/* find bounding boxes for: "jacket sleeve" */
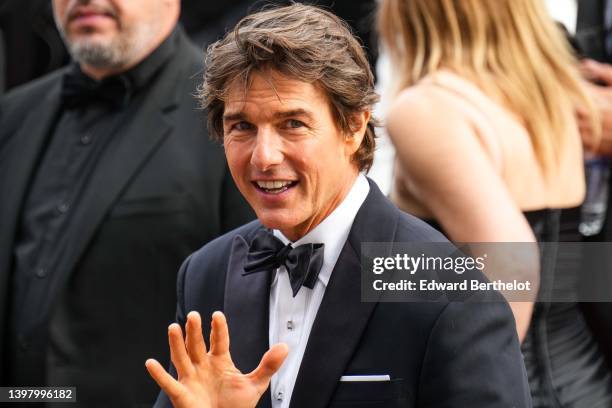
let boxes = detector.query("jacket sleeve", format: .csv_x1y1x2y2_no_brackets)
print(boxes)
152,254,192,408
417,300,532,407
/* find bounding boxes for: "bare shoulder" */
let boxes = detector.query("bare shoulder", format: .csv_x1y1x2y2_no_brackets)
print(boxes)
386,83,483,168
386,84,535,243
386,84,475,151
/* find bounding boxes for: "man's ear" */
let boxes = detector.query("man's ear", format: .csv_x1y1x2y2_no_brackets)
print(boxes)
345,110,371,155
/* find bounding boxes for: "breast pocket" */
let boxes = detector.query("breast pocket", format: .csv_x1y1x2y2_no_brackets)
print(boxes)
329,378,409,408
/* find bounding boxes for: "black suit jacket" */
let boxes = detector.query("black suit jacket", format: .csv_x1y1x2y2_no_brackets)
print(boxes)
574,0,612,369
0,29,253,406
575,0,608,62
155,180,532,408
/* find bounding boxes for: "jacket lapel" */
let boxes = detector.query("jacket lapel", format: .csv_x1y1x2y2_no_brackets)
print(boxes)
52,38,190,282
0,80,63,373
0,80,63,273
223,226,273,408
54,94,173,277
289,180,400,408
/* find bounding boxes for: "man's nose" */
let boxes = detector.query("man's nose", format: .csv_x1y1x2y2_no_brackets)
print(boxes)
250,128,284,171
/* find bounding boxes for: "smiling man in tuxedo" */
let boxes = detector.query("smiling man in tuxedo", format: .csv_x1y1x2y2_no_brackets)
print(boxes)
148,4,532,408
0,0,253,406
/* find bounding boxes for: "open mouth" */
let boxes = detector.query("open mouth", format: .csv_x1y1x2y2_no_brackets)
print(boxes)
253,180,298,195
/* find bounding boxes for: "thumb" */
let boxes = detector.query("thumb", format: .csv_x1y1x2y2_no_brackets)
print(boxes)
248,343,289,390
582,59,612,86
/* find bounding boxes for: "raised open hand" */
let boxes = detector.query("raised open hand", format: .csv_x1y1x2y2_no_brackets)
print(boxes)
146,311,288,408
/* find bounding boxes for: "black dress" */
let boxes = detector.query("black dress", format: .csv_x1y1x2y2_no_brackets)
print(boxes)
521,208,612,408
426,208,612,407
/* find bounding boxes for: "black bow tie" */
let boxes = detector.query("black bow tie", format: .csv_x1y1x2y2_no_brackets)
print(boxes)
243,230,325,297
61,68,131,109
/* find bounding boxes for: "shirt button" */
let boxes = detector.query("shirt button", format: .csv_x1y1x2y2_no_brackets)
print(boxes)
57,202,70,214
286,320,294,330
80,133,92,145
275,389,284,401
35,267,48,279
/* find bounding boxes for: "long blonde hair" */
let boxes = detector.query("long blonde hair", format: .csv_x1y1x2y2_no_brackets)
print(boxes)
378,0,598,175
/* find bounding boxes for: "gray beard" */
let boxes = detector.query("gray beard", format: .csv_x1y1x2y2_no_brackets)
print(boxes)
67,39,127,68
60,21,157,71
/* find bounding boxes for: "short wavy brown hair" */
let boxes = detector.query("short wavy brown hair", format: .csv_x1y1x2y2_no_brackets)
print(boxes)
198,3,379,172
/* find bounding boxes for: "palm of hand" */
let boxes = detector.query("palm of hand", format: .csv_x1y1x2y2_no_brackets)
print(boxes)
179,353,262,408
146,311,288,408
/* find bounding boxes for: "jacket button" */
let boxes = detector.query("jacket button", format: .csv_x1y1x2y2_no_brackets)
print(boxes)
80,133,92,145
35,267,48,278
57,202,70,214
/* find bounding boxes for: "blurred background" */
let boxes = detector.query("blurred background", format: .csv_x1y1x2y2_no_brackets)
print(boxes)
0,0,378,94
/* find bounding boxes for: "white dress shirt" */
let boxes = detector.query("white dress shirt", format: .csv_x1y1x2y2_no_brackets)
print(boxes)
268,174,370,408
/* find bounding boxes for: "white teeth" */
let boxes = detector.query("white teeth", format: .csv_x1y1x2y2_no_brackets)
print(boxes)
256,180,293,189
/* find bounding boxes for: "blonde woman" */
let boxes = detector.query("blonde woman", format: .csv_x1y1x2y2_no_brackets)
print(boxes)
379,0,612,406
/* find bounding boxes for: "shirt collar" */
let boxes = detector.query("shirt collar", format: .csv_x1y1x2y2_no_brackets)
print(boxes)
273,173,370,287
125,27,178,89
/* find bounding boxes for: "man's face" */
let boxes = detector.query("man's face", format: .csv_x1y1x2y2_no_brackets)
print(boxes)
52,0,166,69
223,72,363,241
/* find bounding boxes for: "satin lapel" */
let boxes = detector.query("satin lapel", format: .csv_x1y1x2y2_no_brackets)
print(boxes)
223,229,273,408
53,56,183,281
289,180,400,408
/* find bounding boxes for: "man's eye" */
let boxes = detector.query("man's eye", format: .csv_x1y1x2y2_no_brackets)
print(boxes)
286,119,305,129
232,121,253,131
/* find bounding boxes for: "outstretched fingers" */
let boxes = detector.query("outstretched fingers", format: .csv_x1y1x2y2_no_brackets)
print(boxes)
169,323,195,378
145,359,187,401
209,311,231,356
148,312,281,408
185,311,207,365
248,343,289,391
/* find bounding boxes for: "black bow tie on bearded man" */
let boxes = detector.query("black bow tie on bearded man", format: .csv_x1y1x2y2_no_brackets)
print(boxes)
61,67,132,110
242,229,325,297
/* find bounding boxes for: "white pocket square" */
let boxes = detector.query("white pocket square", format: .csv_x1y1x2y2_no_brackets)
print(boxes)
339,375,391,382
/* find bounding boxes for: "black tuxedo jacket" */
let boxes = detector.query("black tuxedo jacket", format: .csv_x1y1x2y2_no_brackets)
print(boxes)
155,180,531,408
0,29,253,405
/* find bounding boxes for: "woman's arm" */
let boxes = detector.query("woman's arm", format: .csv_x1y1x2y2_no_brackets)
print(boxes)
387,87,539,341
